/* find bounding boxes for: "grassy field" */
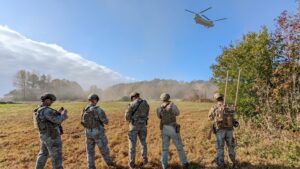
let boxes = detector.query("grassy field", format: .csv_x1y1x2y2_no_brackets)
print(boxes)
0,101,299,169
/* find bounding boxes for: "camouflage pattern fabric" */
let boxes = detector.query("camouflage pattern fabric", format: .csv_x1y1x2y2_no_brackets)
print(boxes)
125,98,149,168
127,126,148,167
35,107,67,169
156,102,188,169
83,105,113,168
35,135,63,169
208,103,236,167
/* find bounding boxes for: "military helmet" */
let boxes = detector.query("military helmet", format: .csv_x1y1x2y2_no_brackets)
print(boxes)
88,94,100,101
160,93,170,101
213,93,224,100
41,93,56,101
130,92,140,99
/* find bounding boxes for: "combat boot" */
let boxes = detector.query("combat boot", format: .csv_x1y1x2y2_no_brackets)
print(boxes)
140,157,148,167
183,162,189,169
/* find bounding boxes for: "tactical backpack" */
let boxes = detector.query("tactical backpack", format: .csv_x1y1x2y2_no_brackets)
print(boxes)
81,106,103,129
214,105,235,129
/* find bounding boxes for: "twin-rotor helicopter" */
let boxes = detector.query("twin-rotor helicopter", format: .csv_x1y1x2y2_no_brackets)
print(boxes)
185,7,227,28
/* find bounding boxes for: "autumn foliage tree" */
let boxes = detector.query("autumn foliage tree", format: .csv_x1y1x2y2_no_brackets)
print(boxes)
211,3,300,128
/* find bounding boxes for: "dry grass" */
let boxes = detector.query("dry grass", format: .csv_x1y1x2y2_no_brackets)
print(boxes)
0,101,299,169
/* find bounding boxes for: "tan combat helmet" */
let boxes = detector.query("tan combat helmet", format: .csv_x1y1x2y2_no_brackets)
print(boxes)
88,93,100,101
213,93,224,101
41,93,56,101
130,92,140,100
160,93,170,102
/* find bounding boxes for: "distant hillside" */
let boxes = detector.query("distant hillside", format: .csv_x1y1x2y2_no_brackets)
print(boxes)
101,79,217,101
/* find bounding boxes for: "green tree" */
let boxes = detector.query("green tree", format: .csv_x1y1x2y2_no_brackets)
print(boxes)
211,28,275,117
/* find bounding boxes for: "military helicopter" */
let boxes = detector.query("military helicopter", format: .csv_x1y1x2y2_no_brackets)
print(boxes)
185,7,227,28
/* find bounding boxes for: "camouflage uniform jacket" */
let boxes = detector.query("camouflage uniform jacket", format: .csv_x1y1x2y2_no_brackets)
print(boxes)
35,106,67,139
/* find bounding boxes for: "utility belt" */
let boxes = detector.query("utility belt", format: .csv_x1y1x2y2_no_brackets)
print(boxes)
39,122,61,139
131,118,148,126
160,122,181,133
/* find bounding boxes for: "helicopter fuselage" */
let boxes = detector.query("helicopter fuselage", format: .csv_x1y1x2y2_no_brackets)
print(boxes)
194,14,214,28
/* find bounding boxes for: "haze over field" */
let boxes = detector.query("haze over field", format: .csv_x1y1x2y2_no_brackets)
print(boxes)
0,25,133,97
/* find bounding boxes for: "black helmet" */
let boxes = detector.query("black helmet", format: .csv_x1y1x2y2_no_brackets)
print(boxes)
88,94,99,101
41,93,56,101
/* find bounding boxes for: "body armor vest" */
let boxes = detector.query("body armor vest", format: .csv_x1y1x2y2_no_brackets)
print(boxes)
34,107,60,139
81,106,103,129
161,103,176,126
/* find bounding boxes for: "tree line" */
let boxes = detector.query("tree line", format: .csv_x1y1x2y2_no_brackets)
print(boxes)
7,70,102,101
211,5,300,129
6,70,216,101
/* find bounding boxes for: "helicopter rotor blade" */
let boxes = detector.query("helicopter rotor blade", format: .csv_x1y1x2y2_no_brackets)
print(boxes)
185,9,198,15
214,18,227,22
199,7,212,14
201,14,211,20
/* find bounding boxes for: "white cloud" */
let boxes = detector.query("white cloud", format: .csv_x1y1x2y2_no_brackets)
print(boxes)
0,25,134,97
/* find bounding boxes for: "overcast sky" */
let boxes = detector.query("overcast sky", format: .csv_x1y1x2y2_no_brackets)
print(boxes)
0,0,298,97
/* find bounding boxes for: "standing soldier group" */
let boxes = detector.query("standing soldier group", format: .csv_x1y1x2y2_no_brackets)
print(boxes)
33,92,238,169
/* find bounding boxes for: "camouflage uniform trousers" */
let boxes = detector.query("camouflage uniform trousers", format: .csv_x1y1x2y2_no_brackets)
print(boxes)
160,125,188,169
215,128,236,167
128,125,148,167
35,134,63,169
85,126,113,169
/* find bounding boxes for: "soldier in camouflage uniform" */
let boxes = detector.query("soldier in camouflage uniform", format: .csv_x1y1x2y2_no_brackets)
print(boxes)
125,92,150,169
34,93,68,169
208,93,238,168
156,93,189,169
81,94,114,169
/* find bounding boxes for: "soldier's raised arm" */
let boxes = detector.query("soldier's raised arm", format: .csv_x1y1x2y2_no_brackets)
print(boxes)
44,109,67,124
97,107,109,125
